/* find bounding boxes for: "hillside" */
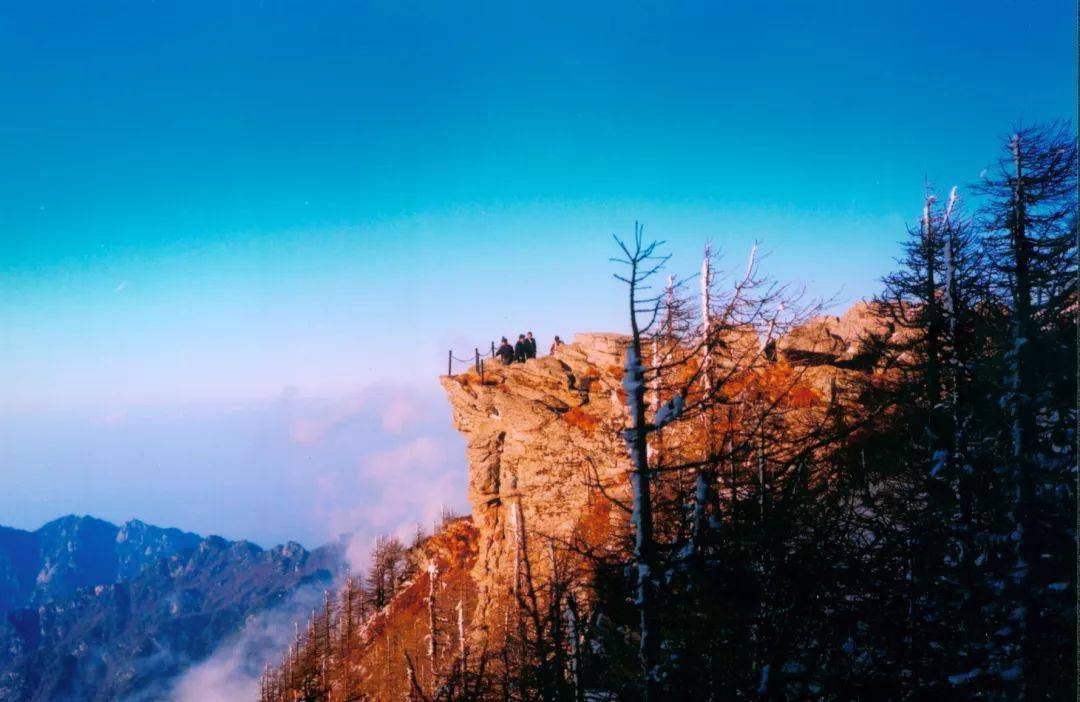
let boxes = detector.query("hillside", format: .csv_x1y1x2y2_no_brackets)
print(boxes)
261,304,904,700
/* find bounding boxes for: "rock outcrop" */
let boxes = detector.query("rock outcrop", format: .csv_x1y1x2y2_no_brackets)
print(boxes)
439,306,908,639
777,301,902,369
264,303,910,701
440,334,633,634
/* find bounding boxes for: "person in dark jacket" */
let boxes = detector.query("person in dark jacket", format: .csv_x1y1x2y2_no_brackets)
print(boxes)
496,337,515,365
514,334,527,363
525,331,537,359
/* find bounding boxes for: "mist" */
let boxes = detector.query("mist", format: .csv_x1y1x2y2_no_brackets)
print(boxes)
0,384,469,549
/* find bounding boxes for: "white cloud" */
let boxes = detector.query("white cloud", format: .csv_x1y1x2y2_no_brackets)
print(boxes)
321,434,463,573
285,395,367,445
101,408,128,426
171,583,329,702
363,436,443,477
381,395,420,434
6,384,469,700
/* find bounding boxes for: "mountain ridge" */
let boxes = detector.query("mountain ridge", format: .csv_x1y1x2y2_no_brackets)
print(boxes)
0,515,345,702
0,515,205,619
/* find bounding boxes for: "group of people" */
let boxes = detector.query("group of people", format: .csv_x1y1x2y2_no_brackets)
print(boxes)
496,332,564,364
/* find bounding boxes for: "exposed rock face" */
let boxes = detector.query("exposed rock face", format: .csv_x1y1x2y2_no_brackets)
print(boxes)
777,301,900,369
439,308,906,636
440,333,634,633
114,519,205,581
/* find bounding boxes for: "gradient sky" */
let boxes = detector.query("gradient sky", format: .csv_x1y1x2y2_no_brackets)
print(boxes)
0,1,1074,546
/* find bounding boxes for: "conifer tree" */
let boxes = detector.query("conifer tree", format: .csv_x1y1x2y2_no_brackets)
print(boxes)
973,121,1077,699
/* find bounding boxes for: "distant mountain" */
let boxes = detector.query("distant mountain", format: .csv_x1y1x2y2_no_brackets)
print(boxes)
0,517,343,702
0,516,202,618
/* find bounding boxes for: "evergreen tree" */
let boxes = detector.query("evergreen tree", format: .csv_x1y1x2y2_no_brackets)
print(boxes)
973,121,1077,699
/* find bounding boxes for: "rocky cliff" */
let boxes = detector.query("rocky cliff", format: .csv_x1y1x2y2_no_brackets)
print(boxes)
438,303,904,640
439,333,632,636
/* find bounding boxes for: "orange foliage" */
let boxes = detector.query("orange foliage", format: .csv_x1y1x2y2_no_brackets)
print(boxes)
563,406,600,434
716,361,819,409
575,496,614,550
456,368,499,386
346,518,481,699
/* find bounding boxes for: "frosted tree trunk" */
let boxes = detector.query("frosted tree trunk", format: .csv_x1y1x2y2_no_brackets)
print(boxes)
648,276,674,464
614,226,666,700
454,596,468,692
1007,133,1039,696
323,590,333,693
511,501,521,600
942,186,964,471
427,562,439,687
691,246,712,554
566,596,583,702
922,192,943,449
757,425,766,521
625,342,658,698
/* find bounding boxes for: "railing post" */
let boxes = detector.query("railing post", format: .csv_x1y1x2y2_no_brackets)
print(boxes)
475,348,480,372
490,341,495,358
448,350,452,376
480,358,485,384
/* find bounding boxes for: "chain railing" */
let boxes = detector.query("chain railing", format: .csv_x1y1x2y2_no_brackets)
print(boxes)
446,343,497,381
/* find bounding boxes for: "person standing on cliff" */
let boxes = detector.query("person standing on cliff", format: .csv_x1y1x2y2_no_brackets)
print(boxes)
550,335,563,354
525,331,537,359
496,337,515,365
514,334,527,363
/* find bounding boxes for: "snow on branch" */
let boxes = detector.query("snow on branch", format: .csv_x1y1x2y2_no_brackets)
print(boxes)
652,394,684,430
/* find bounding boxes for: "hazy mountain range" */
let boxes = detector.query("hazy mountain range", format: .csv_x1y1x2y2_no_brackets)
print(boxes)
0,515,343,702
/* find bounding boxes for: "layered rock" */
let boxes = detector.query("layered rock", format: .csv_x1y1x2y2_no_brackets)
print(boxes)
440,333,632,633
439,306,908,638
777,301,902,369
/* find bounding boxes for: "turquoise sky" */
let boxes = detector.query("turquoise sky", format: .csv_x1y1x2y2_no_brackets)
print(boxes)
0,1,1074,544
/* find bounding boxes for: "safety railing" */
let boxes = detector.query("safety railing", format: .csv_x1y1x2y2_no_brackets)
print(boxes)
446,342,497,381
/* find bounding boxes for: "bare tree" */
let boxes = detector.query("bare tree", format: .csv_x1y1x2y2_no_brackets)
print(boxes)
611,223,671,699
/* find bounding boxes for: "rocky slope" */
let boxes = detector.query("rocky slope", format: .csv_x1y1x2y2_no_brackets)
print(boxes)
343,518,480,698
0,518,343,702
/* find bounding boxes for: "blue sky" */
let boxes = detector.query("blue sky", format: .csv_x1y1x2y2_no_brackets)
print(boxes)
0,1,1074,545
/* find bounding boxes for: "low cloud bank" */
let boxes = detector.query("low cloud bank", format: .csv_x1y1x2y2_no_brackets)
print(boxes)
170,385,470,699
171,583,328,702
